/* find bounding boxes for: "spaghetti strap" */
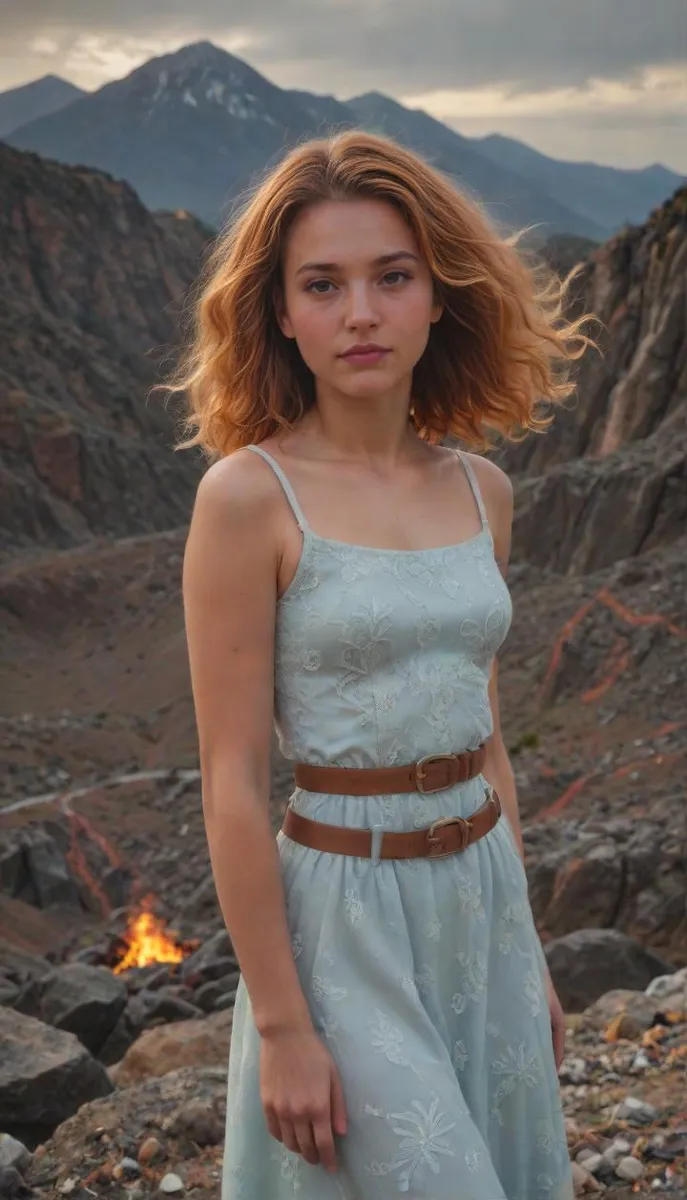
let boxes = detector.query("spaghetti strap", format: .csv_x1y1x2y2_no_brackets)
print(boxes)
245,445,310,533
456,450,490,534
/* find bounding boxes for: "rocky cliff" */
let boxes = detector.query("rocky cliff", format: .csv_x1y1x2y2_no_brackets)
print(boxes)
0,145,212,562
507,187,687,574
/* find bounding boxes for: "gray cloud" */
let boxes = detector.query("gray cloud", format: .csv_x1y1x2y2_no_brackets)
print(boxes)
0,0,685,97
0,0,685,170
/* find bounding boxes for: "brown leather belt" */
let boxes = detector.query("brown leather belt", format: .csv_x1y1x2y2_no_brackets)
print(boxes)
281,787,501,860
293,744,487,796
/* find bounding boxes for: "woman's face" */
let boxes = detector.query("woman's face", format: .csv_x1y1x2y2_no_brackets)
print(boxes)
278,198,442,401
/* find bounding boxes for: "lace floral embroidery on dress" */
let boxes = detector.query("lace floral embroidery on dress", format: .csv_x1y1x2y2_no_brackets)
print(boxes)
367,1095,458,1194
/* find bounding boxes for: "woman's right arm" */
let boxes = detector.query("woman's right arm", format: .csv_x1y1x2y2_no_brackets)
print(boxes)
182,452,346,1172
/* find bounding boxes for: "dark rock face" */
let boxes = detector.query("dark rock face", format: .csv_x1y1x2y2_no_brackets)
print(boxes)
127,988,203,1029
14,963,127,1056
0,939,53,1002
0,827,81,911
524,813,686,959
0,1007,113,1136
504,186,687,574
544,928,675,1011
0,144,212,560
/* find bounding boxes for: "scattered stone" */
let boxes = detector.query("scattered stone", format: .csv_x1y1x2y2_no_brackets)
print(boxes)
212,991,237,1012
579,1152,603,1173
158,1172,184,1193
120,964,177,994
138,1135,165,1164
601,1139,630,1168
127,987,203,1029
559,1056,589,1084
163,1097,224,1146
615,1095,659,1126
0,1165,30,1197
0,1006,113,1136
0,1133,32,1174
571,1159,600,1193
581,987,664,1038
564,1116,581,1142
644,965,687,1015
645,966,687,1000
180,930,233,982
615,1154,646,1181
112,1156,142,1180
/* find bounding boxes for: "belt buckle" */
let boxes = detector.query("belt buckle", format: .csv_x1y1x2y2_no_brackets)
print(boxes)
427,815,470,857
416,753,456,794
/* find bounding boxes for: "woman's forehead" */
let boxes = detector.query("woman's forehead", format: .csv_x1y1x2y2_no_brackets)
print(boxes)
284,198,421,270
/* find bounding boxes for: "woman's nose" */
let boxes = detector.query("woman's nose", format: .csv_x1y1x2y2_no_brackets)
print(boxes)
344,284,379,328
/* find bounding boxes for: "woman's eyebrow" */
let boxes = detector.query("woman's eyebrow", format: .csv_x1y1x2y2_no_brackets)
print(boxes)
295,250,420,276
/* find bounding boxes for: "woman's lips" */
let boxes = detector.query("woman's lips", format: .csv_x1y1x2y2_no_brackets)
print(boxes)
340,346,390,366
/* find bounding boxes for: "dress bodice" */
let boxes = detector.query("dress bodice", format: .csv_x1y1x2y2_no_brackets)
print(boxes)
247,445,513,769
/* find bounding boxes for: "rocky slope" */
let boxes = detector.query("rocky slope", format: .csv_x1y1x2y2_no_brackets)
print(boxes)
0,144,211,562
505,186,687,574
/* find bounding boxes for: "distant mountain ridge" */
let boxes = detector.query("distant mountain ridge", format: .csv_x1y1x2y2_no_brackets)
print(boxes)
474,132,684,233
4,42,683,237
0,75,85,137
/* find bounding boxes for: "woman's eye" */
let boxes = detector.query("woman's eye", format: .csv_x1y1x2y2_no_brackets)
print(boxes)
382,270,410,286
306,279,334,294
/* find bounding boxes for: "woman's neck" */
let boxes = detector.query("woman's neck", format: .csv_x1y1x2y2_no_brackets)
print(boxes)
296,381,425,467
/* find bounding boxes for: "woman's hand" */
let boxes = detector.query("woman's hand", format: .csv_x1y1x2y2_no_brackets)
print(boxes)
260,1027,348,1173
546,974,566,1071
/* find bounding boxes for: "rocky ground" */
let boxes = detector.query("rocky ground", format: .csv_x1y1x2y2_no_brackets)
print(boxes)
0,518,685,1197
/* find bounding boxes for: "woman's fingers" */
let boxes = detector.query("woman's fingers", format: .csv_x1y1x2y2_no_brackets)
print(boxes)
330,1065,348,1137
277,1119,301,1156
264,1108,282,1143
312,1108,339,1173
293,1119,319,1166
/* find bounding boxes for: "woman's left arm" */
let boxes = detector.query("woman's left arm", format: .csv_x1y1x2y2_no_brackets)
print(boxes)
467,454,523,855
470,454,566,1068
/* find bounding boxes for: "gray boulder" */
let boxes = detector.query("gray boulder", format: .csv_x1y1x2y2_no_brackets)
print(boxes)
127,987,203,1029
0,1133,32,1174
0,1007,113,1134
0,828,80,910
15,963,127,1056
545,928,675,1011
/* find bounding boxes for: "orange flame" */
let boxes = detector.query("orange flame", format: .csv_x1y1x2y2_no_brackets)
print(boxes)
112,895,192,975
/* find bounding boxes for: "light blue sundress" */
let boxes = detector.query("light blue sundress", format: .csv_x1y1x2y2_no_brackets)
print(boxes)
222,445,574,1200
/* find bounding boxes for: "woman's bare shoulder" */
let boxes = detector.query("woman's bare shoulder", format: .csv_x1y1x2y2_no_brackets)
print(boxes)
192,447,284,534
463,450,513,510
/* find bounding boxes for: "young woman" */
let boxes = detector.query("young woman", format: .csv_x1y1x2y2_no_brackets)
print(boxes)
179,131,593,1199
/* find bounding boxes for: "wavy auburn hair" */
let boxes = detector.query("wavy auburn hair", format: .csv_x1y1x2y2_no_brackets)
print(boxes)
170,130,596,457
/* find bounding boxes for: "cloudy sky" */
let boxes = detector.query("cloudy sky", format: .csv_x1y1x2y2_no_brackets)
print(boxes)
1,0,686,171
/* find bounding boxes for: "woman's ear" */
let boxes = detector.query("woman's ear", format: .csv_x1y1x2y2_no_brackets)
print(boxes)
430,290,444,325
275,288,296,339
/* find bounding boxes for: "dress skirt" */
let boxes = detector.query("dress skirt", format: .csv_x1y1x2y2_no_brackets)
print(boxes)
221,777,575,1200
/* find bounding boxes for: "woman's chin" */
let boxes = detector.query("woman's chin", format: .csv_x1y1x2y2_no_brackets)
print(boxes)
325,370,410,403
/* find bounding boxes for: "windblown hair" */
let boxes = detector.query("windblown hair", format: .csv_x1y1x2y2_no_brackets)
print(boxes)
170,130,596,457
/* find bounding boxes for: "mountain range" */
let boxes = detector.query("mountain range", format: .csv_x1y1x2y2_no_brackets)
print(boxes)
3,41,684,239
